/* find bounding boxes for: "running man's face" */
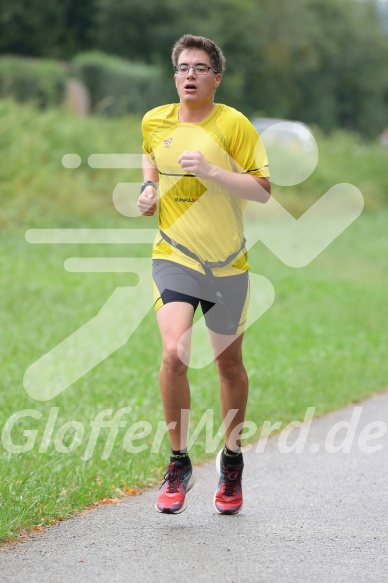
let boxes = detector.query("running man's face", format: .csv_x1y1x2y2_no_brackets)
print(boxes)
174,49,222,108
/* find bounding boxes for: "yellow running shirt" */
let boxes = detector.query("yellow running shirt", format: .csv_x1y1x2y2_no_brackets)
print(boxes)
142,103,270,276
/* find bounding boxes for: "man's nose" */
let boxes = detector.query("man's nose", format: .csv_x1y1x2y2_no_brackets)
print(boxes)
186,66,197,77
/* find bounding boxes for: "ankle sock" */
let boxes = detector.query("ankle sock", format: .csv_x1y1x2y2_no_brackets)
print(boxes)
170,449,191,466
222,445,243,466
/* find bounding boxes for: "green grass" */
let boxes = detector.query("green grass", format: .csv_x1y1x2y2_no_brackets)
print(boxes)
1,99,388,543
1,98,388,230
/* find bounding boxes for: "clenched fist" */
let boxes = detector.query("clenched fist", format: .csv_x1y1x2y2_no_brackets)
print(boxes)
137,185,157,216
178,150,213,179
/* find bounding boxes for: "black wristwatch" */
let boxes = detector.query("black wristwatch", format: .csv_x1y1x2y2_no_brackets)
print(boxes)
140,180,157,193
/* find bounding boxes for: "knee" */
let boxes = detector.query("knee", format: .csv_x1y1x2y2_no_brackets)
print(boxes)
162,346,189,376
215,355,244,380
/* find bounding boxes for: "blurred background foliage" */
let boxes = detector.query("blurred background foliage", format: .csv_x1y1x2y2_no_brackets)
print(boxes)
0,0,387,137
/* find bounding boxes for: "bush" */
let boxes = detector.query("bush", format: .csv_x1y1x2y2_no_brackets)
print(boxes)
72,51,171,117
0,56,67,107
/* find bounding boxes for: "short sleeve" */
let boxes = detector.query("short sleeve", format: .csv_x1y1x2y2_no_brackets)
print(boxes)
141,112,155,164
225,112,270,178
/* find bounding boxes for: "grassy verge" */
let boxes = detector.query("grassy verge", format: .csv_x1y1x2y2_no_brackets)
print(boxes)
1,99,388,230
1,100,387,543
1,210,387,543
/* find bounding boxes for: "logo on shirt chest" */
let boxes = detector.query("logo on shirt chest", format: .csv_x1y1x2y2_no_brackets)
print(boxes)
164,138,173,148
174,197,201,203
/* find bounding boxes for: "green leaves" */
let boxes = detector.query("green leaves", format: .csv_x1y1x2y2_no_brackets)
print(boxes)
0,0,387,134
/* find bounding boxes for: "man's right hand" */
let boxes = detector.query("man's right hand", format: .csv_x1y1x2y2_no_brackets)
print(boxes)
137,186,157,216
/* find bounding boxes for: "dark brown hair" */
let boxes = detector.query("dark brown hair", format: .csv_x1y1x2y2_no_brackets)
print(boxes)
171,34,226,74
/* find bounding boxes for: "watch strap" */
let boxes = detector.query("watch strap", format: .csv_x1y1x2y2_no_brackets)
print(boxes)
140,180,157,193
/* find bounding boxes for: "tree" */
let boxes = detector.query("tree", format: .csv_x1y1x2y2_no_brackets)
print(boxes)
1,0,386,135
0,0,96,58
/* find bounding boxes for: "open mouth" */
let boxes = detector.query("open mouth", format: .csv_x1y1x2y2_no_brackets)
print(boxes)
184,84,197,90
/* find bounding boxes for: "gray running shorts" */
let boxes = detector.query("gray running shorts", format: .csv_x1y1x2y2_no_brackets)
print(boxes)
152,259,249,335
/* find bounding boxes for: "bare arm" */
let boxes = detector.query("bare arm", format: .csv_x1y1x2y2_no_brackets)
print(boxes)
178,150,271,203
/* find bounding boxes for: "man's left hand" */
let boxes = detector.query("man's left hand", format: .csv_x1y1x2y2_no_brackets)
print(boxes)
178,150,213,179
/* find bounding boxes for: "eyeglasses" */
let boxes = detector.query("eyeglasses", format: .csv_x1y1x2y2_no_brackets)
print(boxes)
174,64,218,75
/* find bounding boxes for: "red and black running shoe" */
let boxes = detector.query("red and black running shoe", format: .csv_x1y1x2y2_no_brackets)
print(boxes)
155,461,195,514
214,450,243,515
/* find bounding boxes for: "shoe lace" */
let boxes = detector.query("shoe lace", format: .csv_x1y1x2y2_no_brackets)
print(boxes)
160,463,185,493
222,465,242,497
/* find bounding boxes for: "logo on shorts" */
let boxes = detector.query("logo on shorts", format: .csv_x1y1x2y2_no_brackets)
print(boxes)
164,138,173,148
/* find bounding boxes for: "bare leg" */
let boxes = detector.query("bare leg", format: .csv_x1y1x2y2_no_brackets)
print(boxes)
209,331,248,451
156,302,195,451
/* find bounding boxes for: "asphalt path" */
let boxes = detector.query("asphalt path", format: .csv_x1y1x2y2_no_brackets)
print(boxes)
1,392,388,583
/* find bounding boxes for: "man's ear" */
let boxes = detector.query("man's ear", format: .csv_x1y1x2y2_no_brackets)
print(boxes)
214,74,222,88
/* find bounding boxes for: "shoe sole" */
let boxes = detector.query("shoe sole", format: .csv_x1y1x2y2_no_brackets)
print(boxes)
155,472,196,514
213,449,243,515
213,500,243,515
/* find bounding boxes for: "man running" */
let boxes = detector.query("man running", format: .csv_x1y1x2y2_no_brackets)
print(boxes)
137,34,271,515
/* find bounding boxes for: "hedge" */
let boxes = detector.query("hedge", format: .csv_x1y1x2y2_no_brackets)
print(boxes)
0,56,67,107
72,51,172,116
